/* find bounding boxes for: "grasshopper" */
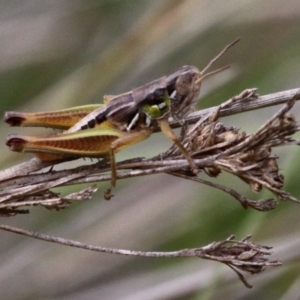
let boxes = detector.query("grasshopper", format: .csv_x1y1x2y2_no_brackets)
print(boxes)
5,39,239,192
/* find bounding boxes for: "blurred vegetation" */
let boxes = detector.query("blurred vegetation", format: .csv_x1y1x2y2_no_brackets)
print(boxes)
1,0,300,299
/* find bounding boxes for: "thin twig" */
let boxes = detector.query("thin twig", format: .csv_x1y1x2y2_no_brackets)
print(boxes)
171,88,300,127
170,171,277,211
0,223,281,288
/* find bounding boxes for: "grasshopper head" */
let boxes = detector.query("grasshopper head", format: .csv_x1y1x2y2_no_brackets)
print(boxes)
169,39,240,121
169,66,202,120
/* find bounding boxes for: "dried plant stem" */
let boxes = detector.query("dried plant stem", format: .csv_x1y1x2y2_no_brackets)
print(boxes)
0,223,281,288
170,171,277,211
175,88,300,126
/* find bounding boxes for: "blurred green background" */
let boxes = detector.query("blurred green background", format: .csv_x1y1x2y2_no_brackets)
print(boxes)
1,1,300,299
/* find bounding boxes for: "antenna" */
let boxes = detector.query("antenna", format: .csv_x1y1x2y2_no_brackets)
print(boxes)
196,38,240,84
